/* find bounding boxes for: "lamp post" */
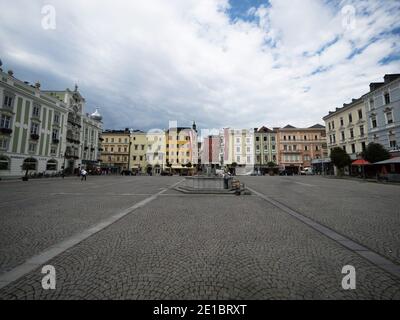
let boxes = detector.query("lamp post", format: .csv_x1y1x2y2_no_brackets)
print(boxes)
128,140,132,174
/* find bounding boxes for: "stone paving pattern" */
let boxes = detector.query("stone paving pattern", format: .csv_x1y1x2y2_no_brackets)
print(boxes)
0,176,180,275
0,176,399,299
241,176,400,265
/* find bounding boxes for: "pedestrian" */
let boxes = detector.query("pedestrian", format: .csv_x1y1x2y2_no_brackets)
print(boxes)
81,168,87,181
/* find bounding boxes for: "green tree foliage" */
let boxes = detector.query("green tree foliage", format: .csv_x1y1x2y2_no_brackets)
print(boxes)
361,142,390,163
330,147,351,175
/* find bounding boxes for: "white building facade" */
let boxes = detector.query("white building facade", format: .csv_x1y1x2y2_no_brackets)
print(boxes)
0,69,69,177
0,67,103,178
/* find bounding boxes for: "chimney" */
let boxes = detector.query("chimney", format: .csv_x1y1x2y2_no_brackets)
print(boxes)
7,70,14,77
383,74,400,84
369,82,384,92
35,81,41,89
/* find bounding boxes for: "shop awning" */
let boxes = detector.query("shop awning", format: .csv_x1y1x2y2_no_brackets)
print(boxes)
352,159,370,166
373,157,400,165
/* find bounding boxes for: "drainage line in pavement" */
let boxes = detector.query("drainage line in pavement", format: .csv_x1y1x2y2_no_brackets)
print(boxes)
247,186,400,280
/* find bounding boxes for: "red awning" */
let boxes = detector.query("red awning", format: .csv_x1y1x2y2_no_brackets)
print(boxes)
352,159,370,165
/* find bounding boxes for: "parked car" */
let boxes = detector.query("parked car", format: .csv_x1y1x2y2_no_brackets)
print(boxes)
300,167,313,175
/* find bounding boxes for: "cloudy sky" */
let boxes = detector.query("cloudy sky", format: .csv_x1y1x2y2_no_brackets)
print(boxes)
0,0,399,131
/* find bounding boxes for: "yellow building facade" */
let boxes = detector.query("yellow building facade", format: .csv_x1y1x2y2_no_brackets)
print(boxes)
100,130,130,173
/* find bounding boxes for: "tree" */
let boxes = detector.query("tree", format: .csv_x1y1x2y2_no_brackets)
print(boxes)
267,161,277,168
361,142,390,163
267,161,277,176
330,147,351,176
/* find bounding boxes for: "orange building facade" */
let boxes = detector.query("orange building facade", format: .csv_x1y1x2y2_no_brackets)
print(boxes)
277,124,328,174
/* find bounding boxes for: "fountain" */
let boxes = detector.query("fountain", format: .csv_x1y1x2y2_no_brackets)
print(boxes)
174,168,250,195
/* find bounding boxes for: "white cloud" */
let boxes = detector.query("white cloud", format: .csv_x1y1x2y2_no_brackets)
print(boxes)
0,0,399,130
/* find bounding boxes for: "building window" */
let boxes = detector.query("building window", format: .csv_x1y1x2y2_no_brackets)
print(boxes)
331,121,335,129
140,156,143,161
236,147,240,153
386,111,393,124
30,123,39,135
23,157,37,170
371,116,377,128
341,131,345,141
304,135,307,141
0,137,9,151
340,117,344,126
358,109,363,119
141,145,145,150
3,95,14,109
332,134,336,143
54,113,60,124
389,140,397,148
0,114,12,129
32,104,41,118
384,92,390,105
351,144,356,154
52,129,59,140
46,159,58,171
369,98,374,109
348,113,353,123
305,145,308,151
236,156,240,162
343,145,346,152
350,128,354,139
360,125,364,137
0,155,10,170
362,142,366,151
133,156,137,161
28,143,37,153
105,138,108,143
263,136,267,142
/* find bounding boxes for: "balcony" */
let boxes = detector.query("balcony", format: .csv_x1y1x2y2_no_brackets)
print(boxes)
0,128,12,135
30,133,40,141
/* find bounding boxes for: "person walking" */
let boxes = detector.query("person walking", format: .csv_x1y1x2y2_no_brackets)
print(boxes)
81,168,87,181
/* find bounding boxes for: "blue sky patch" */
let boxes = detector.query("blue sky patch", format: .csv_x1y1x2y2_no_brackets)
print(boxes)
227,0,270,22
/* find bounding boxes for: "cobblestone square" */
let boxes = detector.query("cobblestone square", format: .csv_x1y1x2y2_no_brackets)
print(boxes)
0,176,399,300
